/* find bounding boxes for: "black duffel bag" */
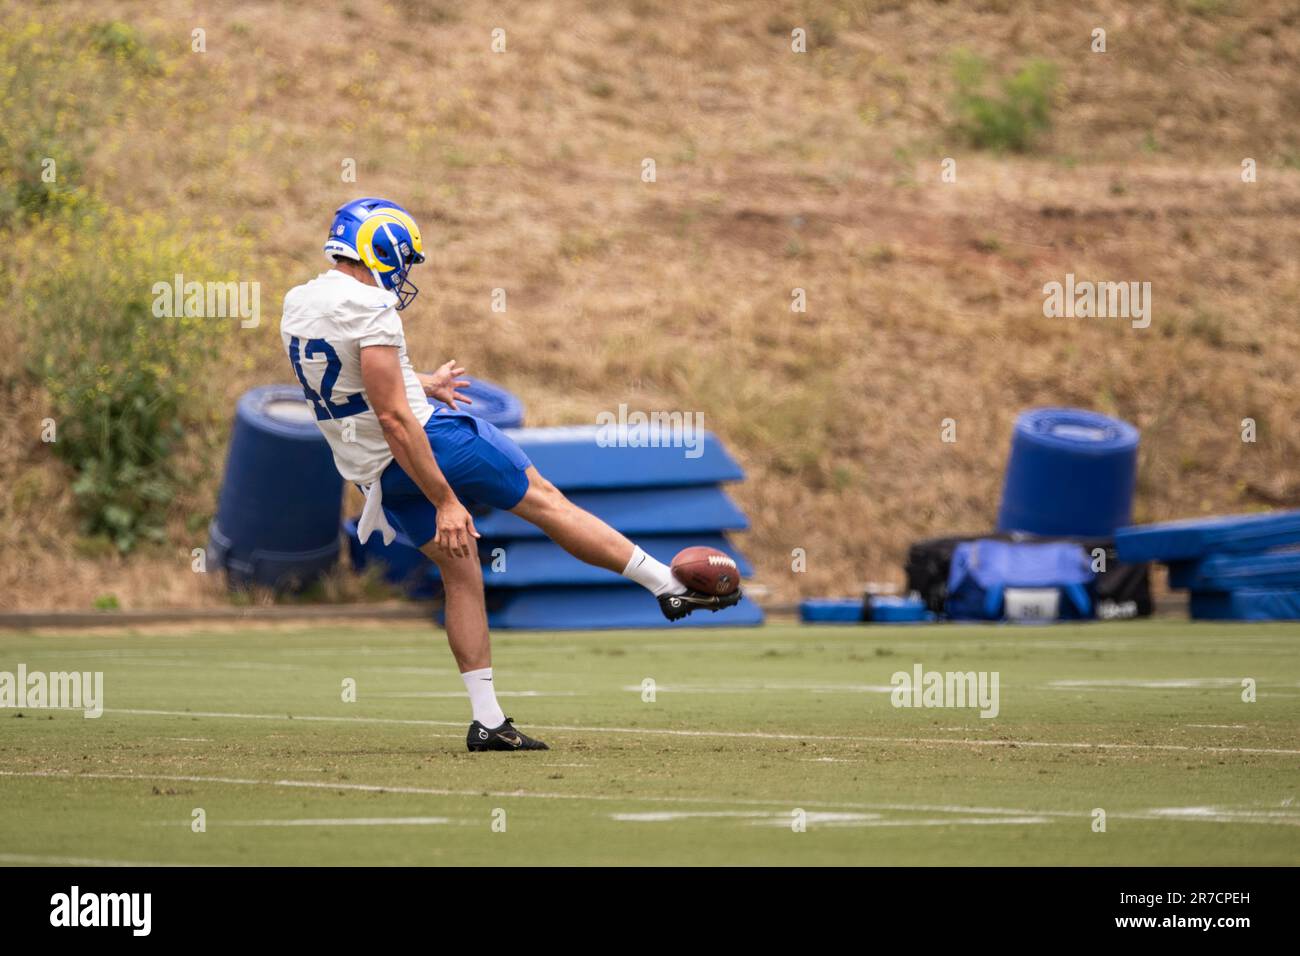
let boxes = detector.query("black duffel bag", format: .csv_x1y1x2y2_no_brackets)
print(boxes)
904,532,1152,620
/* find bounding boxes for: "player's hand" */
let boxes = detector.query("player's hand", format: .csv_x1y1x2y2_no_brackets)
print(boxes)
419,360,473,410
433,497,480,559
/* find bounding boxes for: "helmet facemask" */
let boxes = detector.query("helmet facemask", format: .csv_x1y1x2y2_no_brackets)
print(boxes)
369,221,426,310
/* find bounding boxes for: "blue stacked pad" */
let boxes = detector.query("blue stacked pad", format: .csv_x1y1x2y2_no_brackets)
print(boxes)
473,486,748,538
1189,589,1300,621
455,585,766,630
470,534,751,588
1117,510,1300,621
209,386,342,590
1115,510,1300,563
479,429,756,626
504,425,743,490
1168,548,1300,591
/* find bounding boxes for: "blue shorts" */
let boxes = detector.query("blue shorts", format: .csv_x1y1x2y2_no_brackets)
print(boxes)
379,411,532,547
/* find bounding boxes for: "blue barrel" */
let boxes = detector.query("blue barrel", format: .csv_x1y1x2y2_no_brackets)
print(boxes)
997,408,1139,538
208,385,342,589
431,377,524,429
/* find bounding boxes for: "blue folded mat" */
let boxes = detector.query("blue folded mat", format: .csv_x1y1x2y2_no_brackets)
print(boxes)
451,585,764,630
472,486,748,538
1189,588,1300,621
467,534,751,588
799,599,864,623
1115,510,1300,563
504,426,744,491
946,540,1094,620
1168,548,1300,591
869,595,934,623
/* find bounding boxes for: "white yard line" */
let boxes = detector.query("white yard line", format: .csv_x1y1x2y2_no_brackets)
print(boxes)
1050,678,1300,689
5,764,1289,832
1139,806,1300,820
183,816,458,827
0,768,837,807
619,683,897,694
606,810,1049,828
0,852,187,867
4,770,1299,830
748,815,1055,828
93,708,1300,756
612,810,813,821
118,661,462,676
1049,686,1300,698
368,691,580,699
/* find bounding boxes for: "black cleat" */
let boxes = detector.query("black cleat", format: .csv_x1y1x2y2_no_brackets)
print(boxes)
658,588,743,622
466,716,549,752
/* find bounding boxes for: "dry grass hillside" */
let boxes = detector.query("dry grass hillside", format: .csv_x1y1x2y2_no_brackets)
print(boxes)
1,0,1297,610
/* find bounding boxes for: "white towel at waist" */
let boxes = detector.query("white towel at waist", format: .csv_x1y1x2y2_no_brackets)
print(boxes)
355,479,397,546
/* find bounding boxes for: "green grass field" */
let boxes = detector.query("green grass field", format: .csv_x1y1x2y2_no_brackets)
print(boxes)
1,620,1297,866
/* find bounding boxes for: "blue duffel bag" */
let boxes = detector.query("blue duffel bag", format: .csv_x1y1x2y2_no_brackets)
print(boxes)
946,540,1095,621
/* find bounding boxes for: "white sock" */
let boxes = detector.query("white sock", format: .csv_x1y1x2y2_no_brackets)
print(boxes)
461,667,506,729
622,545,686,596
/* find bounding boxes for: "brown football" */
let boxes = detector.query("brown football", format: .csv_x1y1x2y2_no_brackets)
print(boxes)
670,546,740,596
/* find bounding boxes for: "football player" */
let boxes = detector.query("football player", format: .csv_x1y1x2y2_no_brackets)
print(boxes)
281,198,741,751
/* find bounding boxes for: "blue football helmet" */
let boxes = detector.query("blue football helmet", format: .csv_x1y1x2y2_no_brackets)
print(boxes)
323,197,426,310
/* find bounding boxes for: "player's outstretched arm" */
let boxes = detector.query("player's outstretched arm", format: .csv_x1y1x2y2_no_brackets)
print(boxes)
360,344,480,558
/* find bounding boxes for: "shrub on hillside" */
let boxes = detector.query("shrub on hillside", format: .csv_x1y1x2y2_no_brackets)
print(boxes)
15,208,238,551
950,51,1060,153
1,16,239,552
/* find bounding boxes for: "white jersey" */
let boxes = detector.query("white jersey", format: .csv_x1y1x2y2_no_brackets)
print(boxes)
280,269,433,483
